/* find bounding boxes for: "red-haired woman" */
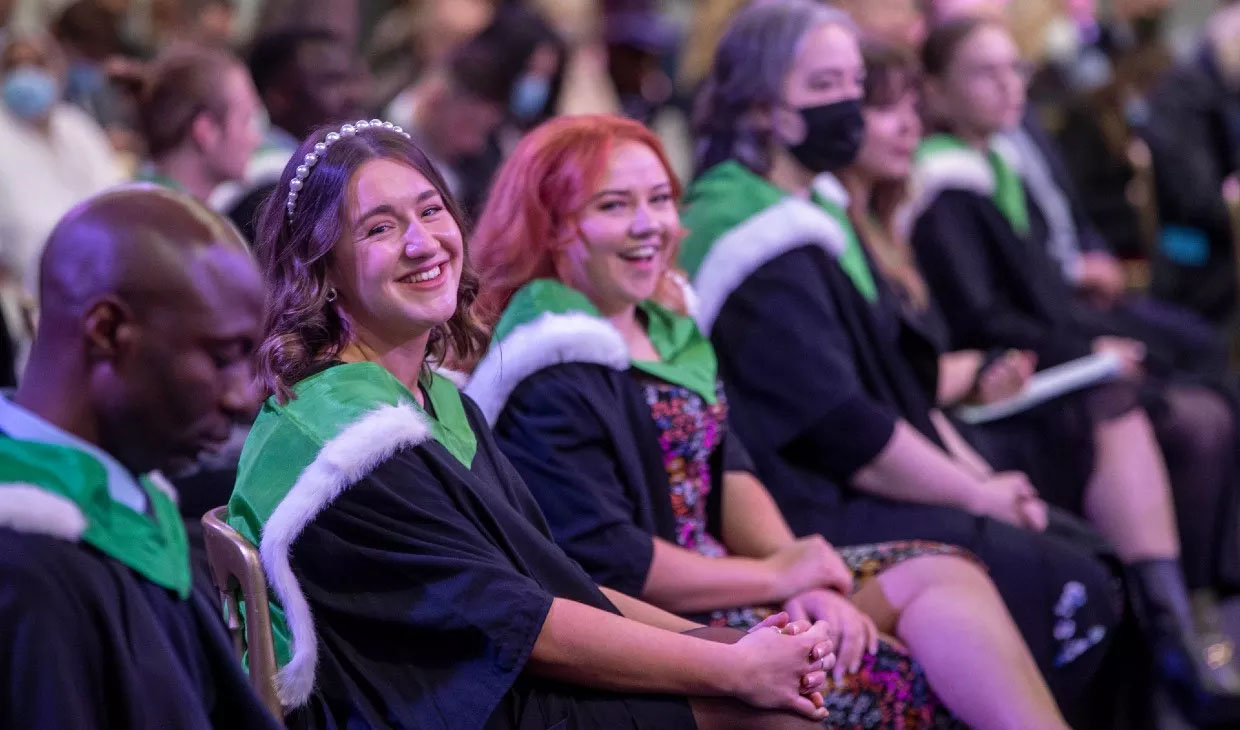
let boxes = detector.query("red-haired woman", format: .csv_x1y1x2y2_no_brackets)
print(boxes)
466,113,1066,729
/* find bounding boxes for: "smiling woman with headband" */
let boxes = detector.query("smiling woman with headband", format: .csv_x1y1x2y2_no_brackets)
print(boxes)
227,119,837,729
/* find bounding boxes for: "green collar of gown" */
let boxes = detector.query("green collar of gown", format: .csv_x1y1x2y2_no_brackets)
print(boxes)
232,361,476,549
0,436,190,597
678,160,877,306
286,362,476,470
915,133,1031,236
228,361,478,705
489,278,719,403
134,166,189,194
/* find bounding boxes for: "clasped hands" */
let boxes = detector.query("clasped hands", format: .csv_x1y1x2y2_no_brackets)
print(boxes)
762,537,882,687
738,611,835,720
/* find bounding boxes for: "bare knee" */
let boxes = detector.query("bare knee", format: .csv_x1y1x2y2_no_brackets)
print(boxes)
875,553,994,608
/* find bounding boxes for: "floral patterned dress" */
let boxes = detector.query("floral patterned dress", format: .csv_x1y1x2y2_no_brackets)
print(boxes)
639,374,969,729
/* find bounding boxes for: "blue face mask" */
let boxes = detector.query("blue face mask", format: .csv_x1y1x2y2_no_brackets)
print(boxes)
66,61,106,100
3,66,59,120
510,74,551,121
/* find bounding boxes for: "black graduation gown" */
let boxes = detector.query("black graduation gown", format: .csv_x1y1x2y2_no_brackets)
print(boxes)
911,189,1105,369
0,528,281,729
901,286,1099,512
708,243,1124,711
1020,117,1228,376
912,185,1240,593
491,363,750,600
1142,48,1240,323
0,304,15,388
911,185,1225,379
281,393,696,730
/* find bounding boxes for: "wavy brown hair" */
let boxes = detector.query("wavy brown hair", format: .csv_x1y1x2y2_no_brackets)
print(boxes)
252,124,488,402
847,41,932,311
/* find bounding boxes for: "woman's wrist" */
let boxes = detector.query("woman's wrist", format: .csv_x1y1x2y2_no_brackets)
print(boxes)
688,637,747,696
758,556,792,604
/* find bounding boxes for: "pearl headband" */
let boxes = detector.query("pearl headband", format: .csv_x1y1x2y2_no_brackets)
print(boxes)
285,118,412,220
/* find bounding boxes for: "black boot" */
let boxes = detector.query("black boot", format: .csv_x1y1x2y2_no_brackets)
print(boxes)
1126,559,1240,727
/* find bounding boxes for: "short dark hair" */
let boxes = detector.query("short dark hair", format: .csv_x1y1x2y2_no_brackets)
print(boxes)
52,0,122,60
443,34,512,106
247,27,341,98
252,125,488,401
467,5,567,116
140,43,242,158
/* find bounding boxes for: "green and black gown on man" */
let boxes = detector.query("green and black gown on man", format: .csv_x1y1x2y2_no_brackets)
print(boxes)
0,396,280,729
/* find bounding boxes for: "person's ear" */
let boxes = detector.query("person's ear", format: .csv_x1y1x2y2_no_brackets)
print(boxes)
189,109,223,152
82,296,138,365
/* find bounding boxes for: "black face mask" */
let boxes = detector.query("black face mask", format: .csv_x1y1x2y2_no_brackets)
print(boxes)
783,98,866,173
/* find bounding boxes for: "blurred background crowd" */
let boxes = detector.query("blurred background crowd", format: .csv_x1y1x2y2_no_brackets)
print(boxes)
7,0,1240,727
0,0,1233,390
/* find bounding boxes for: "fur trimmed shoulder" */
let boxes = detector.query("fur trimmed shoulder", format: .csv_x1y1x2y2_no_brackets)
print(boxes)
465,311,629,426
691,196,847,334
146,471,180,504
0,484,88,541
905,146,994,226
259,402,432,708
433,367,470,388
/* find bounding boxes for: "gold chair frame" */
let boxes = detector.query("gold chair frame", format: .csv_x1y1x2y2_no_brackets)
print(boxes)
202,506,284,723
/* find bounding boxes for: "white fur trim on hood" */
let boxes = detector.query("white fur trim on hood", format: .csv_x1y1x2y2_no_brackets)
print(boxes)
465,311,630,426
811,171,850,209
903,136,1021,233
691,196,847,335
0,484,88,541
146,471,180,504
258,402,432,707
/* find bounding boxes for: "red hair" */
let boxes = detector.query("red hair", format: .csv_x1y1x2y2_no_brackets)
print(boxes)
471,114,685,331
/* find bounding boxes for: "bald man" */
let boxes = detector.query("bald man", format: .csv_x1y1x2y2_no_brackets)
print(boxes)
0,185,279,729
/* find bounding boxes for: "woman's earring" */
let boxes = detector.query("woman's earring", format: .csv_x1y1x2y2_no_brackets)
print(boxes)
325,286,338,303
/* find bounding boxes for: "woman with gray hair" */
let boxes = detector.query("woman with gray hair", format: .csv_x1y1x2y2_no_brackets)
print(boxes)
679,1,1124,724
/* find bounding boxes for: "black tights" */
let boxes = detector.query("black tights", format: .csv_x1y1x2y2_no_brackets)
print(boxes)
1148,384,1237,591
